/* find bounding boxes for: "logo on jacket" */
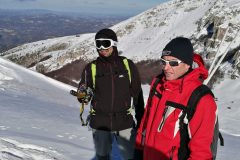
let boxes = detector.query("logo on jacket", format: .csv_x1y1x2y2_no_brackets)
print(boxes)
119,74,124,78
162,50,171,56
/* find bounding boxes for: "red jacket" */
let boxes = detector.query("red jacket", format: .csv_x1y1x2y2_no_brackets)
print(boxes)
135,54,217,160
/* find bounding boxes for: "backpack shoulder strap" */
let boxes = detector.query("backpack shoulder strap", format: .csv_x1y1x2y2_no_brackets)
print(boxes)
187,84,214,121
149,77,161,99
123,58,131,84
178,84,215,160
91,61,96,89
148,74,164,102
187,84,224,159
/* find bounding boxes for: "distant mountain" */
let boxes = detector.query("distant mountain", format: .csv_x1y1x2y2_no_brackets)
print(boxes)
1,0,240,87
0,9,127,52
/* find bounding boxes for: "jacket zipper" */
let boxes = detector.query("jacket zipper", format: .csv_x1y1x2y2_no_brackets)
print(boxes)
158,105,169,132
110,64,114,130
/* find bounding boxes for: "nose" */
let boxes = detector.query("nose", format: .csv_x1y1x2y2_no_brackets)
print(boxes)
163,63,171,70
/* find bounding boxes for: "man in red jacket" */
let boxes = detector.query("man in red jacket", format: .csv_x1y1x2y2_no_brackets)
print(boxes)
135,37,218,160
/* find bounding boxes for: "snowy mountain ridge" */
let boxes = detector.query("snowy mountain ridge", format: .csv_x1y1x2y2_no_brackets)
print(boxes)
1,0,239,86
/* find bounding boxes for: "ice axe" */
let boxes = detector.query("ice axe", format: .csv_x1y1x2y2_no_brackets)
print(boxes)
70,89,92,126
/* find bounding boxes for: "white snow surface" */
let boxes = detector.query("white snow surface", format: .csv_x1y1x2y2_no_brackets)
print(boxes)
0,57,94,160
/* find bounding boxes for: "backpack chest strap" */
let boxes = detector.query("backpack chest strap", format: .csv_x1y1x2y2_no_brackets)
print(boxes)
91,58,131,89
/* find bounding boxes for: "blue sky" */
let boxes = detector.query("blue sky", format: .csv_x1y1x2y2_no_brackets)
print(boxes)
0,0,169,16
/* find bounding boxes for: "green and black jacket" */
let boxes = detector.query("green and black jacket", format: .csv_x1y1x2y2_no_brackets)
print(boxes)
79,51,144,131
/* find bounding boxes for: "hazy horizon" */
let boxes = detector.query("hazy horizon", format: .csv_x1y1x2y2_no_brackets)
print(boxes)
0,0,169,16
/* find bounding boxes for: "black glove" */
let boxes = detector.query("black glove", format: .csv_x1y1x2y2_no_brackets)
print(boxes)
77,97,87,103
76,84,92,104
77,92,92,104
133,148,143,160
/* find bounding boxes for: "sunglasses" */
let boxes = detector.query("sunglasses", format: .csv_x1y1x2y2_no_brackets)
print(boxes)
95,38,117,50
160,58,183,67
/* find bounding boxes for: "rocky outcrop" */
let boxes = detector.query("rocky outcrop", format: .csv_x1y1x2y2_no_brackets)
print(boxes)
193,0,240,84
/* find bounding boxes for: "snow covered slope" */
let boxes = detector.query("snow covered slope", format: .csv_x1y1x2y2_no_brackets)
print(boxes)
0,57,95,160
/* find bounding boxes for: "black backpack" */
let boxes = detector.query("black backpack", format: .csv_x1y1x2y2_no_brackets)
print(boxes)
149,78,224,160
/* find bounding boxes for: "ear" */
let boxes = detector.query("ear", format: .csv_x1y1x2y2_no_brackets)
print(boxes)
184,63,191,70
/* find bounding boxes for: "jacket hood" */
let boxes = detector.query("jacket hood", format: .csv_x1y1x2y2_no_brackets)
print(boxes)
191,53,208,80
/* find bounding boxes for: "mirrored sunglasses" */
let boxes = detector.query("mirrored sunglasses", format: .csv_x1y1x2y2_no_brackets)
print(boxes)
160,58,182,67
95,38,117,50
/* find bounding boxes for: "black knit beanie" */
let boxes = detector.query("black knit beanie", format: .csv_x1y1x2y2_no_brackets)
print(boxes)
95,28,118,42
162,37,193,66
